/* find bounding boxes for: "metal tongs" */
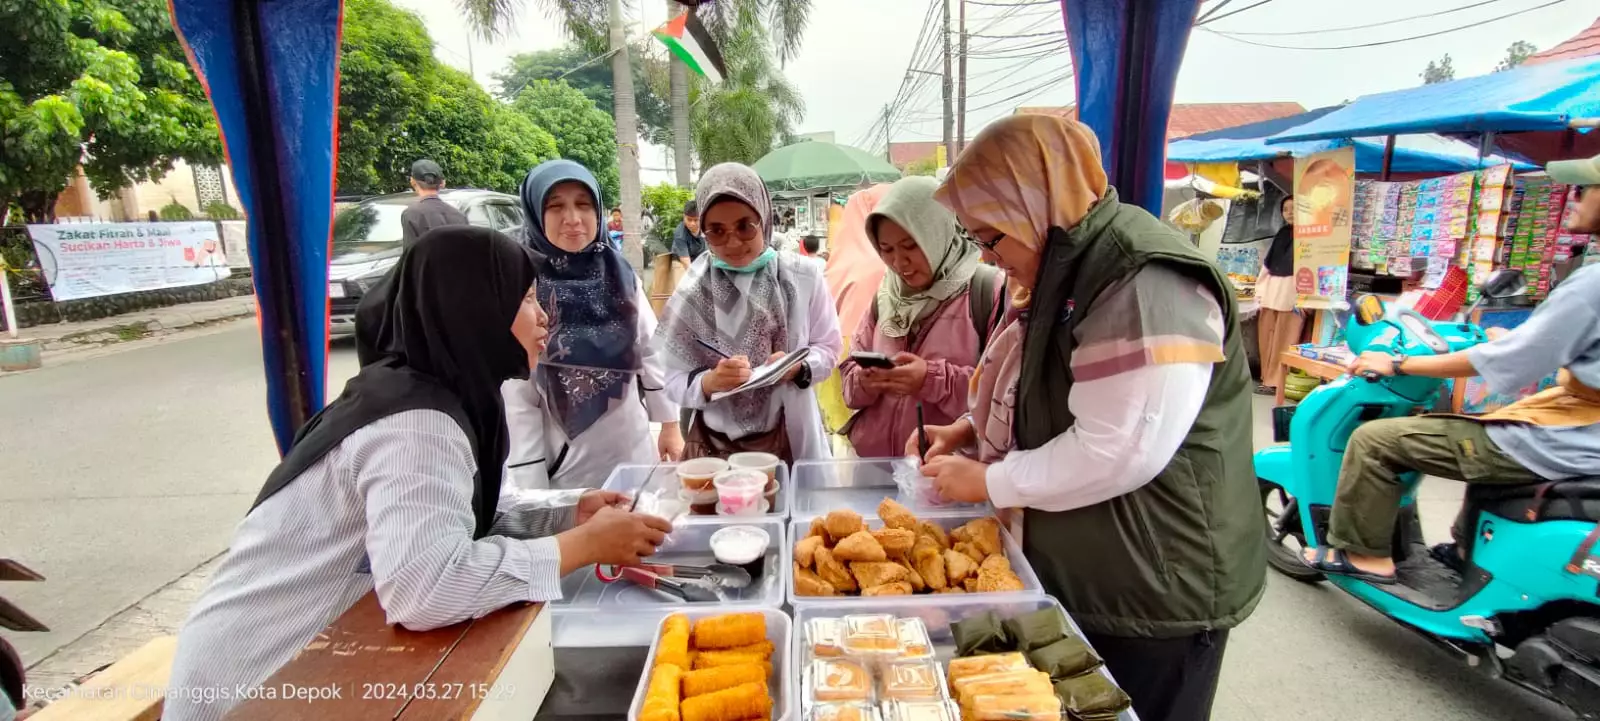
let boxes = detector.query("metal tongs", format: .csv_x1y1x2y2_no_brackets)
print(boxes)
595,562,752,603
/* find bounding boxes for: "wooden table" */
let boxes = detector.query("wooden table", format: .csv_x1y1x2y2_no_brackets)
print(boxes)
1275,351,1348,405
222,593,552,721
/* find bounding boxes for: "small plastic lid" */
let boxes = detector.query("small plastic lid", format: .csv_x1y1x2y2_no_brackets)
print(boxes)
710,524,771,565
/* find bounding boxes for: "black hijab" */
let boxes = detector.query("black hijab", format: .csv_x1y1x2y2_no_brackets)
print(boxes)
253,225,541,538
1264,200,1295,277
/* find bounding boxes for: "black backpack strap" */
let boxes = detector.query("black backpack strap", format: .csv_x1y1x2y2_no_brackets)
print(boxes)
968,264,1002,358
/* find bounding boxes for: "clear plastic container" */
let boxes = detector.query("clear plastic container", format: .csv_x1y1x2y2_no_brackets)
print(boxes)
786,514,1043,608
550,518,787,648
627,608,793,721
789,459,988,521
792,597,1138,721
605,461,790,521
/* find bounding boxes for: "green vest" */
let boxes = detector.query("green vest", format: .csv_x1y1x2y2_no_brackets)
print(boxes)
1015,188,1265,639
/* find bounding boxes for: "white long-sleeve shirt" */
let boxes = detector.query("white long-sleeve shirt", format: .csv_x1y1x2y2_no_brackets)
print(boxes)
165,410,575,721
502,284,679,490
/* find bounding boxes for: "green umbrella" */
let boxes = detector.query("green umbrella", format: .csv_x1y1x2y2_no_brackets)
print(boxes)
752,141,903,193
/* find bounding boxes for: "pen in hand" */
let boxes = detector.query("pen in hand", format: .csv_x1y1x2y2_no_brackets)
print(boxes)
916,402,930,461
695,338,731,360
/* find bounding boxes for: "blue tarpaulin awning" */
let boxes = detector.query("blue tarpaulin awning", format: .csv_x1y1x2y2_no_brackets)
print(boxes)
1267,56,1600,143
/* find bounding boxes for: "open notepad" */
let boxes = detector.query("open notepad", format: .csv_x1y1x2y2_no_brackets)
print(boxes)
709,347,812,402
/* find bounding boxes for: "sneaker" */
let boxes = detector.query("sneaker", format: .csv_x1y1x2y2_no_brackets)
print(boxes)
1429,542,1466,573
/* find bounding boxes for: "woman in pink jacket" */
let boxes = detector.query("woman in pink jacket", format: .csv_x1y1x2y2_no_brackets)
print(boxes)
840,176,1003,458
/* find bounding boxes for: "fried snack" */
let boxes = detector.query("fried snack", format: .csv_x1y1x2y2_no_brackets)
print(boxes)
849,561,908,588
795,535,824,569
639,663,682,721
880,660,943,700
918,521,950,549
656,614,692,670
911,542,947,590
872,527,917,555
974,555,1025,593
949,522,972,545
896,558,926,592
946,652,1031,686
693,650,772,671
842,614,899,653
943,548,977,584
682,663,769,698
935,587,965,593
824,509,866,542
877,497,919,531
862,581,914,596
833,531,888,562
719,640,775,659
953,541,985,565
680,681,770,721
692,613,767,650
961,517,1004,557
795,566,837,597
810,659,871,701
809,517,828,539
951,669,1053,702
967,693,1062,721
815,547,859,593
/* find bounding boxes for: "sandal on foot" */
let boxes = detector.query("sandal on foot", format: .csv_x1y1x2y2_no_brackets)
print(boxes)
1303,547,1398,585
1254,383,1277,396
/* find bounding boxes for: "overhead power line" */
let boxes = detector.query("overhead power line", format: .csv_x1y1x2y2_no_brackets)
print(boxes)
1213,0,1510,36
1194,0,1277,26
1202,0,1570,50
965,0,1057,6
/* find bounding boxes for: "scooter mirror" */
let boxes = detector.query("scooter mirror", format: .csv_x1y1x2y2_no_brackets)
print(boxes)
1479,268,1528,300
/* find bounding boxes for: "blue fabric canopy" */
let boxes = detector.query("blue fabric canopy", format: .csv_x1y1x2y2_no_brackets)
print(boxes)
1268,56,1600,143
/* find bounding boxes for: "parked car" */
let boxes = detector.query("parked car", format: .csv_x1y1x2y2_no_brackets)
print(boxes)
327,189,524,338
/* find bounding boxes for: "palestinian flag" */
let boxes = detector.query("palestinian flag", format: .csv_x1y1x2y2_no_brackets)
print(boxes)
653,11,726,84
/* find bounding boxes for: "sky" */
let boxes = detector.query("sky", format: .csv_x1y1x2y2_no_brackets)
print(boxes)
396,0,1600,183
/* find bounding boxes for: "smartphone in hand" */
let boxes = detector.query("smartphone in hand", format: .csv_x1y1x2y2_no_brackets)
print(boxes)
851,351,896,369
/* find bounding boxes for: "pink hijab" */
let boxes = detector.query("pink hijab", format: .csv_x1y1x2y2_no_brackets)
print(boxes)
824,184,892,339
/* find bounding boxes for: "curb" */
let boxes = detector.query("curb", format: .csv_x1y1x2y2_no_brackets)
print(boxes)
38,304,257,351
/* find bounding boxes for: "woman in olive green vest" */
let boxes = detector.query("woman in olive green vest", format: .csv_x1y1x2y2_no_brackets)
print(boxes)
909,114,1265,721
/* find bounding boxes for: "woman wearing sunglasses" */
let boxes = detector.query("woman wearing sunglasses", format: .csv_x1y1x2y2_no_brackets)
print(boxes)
654,163,843,463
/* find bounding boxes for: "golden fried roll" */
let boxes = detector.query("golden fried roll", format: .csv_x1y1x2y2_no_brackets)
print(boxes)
692,613,767,650
656,613,692,670
680,681,770,721
795,566,837,597
682,663,769,698
639,663,682,721
718,640,775,659
815,547,859,593
862,580,914,596
871,527,916,555
877,497,919,531
833,531,888,562
918,520,950,549
795,535,824,569
824,509,866,542
849,561,908,588
693,650,772,670
943,548,977,584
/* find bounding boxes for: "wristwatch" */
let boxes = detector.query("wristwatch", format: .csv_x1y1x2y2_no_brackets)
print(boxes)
793,363,813,389
1391,350,1408,376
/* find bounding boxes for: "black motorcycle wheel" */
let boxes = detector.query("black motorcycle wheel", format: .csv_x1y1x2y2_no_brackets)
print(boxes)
1261,480,1325,583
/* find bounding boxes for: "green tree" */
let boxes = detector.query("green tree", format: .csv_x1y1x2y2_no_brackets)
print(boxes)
905,156,938,177
690,3,805,167
493,44,671,144
1495,40,1538,72
511,79,621,208
0,0,221,221
1420,54,1455,85
640,181,692,256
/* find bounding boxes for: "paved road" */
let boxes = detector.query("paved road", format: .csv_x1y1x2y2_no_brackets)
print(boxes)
0,326,1574,719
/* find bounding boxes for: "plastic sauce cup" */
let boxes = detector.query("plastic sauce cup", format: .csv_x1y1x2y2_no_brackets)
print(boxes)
676,457,729,492
713,469,766,516
728,452,781,483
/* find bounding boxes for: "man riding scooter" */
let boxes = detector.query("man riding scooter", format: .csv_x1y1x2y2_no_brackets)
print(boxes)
1304,154,1600,584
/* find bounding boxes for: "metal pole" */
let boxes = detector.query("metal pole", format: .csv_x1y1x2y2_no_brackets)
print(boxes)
884,104,893,163
1380,135,1396,181
957,0,967,156
942,0,954,164
0,261,17,339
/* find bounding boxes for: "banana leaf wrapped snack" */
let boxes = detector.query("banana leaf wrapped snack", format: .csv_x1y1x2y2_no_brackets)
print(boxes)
1001,607,1068,652
1054,673,1132,720
1027,635,1102,680
949,611,1012,657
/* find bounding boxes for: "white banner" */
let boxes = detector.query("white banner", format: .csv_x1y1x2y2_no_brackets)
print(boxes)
219,220,251,270
26,222,229,301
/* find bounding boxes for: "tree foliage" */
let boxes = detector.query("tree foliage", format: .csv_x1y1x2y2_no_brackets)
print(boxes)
905,156,938,177
337,0,557,196
511,79,621,207
0,0,222,221
1420,54,1455,85
493,44,671,144
1495,40,1538,72
695,0,813,65
640,181,692,256
690,3,805,168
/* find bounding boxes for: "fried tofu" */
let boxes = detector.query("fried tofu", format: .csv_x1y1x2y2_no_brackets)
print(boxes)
944,548,977,584
849,561,908,588
877,497,919,531
794,535,824,569
954,541,986,565
814,547,858,593
871,527,916,556
974,554,1026,592
825,509,866,542
833,531,888,562
918,520,950,549
809,517,828,539
861,581,914,596
897,558,927,592
912,543,947,590
963,517,1004,557
795,565,836,597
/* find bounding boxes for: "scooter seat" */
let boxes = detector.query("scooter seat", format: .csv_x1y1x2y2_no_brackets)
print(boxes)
1468,477,1600,524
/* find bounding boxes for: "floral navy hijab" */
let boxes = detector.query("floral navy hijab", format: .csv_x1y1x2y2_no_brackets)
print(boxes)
518,159,641,438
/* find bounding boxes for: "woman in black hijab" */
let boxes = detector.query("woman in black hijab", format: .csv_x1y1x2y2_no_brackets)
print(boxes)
1256,195,1303,395
165,226,673,721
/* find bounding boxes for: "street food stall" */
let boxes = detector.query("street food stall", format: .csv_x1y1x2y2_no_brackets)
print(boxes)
752,141,902,253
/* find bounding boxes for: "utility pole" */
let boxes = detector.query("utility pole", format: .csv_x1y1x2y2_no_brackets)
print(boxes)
941,0,954,165
956,0,967,156
883,104,894,163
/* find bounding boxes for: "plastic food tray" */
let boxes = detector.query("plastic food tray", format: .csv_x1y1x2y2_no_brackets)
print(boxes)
785,513,1043,608
550,518,788,648
792,596,1139,721
627,608,794,721
788,458,989,521
603,462,791,522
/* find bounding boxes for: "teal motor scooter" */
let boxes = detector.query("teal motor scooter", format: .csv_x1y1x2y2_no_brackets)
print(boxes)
1255,269,1600,718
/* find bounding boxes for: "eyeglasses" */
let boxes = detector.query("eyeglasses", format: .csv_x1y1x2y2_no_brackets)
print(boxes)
973,231,1004,251
705,221,762,246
